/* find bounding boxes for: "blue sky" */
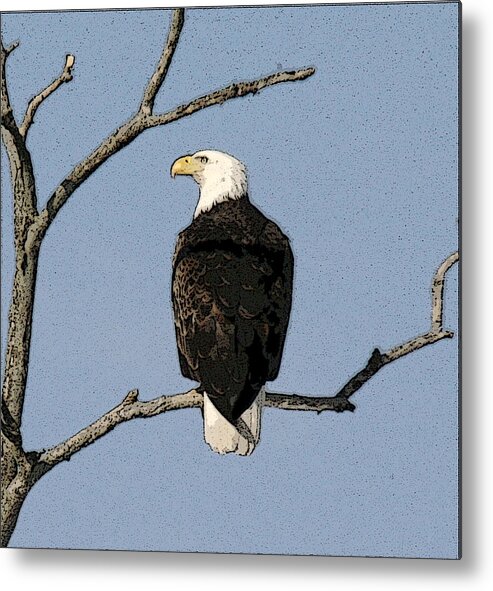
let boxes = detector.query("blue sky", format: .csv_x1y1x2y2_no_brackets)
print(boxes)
1,3,459,557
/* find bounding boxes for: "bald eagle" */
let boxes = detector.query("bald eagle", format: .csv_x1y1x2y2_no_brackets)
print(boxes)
170,150,293,455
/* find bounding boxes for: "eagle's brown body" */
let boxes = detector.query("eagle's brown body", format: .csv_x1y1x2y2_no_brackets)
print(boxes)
172,196,293,424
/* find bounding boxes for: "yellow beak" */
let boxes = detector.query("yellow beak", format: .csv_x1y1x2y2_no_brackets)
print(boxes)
170,155,202,178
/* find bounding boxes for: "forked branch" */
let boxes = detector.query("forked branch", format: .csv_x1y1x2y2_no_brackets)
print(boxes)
24,8,314,244
4,40,19,57
37,251,458,470
35,66,314,240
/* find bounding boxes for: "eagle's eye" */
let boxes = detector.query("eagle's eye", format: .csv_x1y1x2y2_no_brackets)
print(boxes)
198,155,209,164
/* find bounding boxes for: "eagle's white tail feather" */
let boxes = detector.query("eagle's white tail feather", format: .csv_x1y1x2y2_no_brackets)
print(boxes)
203,388,265,456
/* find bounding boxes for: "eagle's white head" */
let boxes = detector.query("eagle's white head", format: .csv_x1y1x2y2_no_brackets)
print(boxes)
171,150,248,218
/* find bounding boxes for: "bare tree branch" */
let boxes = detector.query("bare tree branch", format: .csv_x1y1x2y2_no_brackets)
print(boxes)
19,54,75,138
330,251,459,397
38,389,203,467
36,387,354,469
265,393,356,412
35,251,458,471
33,66,315,244
383,331,452,363
432,251,459,332
146,67,317,128
140,8,185,115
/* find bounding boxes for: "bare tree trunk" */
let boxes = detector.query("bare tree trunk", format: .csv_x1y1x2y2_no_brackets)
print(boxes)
2,247,39,424
1,41,44,543
1,435,35,547
1,426,51,547
0,217,42,547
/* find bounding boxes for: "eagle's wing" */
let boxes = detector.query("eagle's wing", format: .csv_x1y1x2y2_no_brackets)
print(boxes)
172,225,293,422
259,220,294,380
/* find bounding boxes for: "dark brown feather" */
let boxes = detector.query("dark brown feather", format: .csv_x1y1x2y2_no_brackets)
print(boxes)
172,197,293,423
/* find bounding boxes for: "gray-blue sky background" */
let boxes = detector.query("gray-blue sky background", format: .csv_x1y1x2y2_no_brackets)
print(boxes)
1,3,459,557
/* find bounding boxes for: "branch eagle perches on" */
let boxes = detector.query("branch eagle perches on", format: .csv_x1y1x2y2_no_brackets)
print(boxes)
36,250,459,469
0,7,457,548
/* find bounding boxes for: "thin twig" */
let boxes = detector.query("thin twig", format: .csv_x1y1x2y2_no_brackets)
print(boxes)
4,41,19,57
1,40,18,123
383,330,453,363
432,251,459,332
19,54,75,138
140,8,185,115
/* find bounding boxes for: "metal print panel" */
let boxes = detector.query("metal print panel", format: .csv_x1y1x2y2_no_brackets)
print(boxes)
0,2,460,557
